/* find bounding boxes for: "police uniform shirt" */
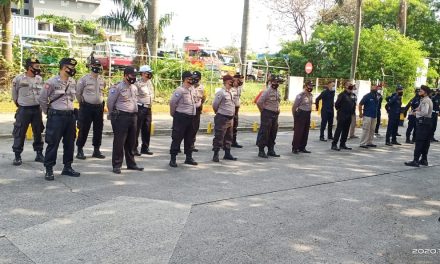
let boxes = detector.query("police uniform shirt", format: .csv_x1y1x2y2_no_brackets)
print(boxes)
135,79,154,107
292,91,312,113
416,96,433,118
76,74,105,104
213,87,235,116
231,85,243,107
193,83,206,108
257,87,280,112
107,81,138,113
39,75,77,114
169,85,197,116
12,74,43,106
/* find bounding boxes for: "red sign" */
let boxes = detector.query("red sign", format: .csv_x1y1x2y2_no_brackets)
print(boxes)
305,62,313,74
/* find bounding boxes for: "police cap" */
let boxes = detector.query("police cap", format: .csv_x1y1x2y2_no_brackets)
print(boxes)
59,58,77,67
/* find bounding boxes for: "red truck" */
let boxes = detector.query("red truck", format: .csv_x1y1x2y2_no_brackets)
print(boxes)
93,42,135,71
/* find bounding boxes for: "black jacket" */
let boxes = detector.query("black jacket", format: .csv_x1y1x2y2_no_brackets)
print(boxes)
315,89,335,112
335,91,355,119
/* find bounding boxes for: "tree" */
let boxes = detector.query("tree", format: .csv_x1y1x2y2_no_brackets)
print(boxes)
398,0,407,35
350,0,362,80
240,0,249,75
0,0,22,65
147,0,158,61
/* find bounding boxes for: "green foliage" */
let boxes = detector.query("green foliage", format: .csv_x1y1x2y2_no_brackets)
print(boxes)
36,15,75,32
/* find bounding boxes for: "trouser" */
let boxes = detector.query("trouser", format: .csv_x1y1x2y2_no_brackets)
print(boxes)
256,109,279,148
213,113,234,151
170,112,195,155
414,121,432,161
76,102,104,148
233,106,240,143
332,116,351,146
320,110,334,139
431,112,438,139
12,105,44,154
111,112,137,169
292,110,311,150
406,115,417,141
360,116,377,146
191,107,202,149
44,109,76,168
135,106,152,151
386,114,399,142
375,111,381,133
349,114,356,137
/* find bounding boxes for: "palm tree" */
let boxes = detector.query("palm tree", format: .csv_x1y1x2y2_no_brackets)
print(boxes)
240,0,249,75
0,0,22,65
398,0,407,35
99,0,172,64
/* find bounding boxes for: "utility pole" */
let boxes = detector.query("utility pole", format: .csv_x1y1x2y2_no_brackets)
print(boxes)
398,0,407,35
240,0,249,76
350,0,362,81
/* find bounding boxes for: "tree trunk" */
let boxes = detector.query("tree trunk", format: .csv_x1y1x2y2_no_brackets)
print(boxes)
135,26,148,66
350,0,362,81
240,0,249,76
147,0,158,62
398,0,407,35
0,2,13,63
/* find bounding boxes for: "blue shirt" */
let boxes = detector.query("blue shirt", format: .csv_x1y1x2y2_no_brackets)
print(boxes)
360,92,378,118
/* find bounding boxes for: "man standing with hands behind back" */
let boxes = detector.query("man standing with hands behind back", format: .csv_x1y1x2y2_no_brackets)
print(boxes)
358,84,379,149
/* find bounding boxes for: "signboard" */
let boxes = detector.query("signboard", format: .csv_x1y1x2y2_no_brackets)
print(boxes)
305,62,313,74
415,58,429,88
288,76,305,102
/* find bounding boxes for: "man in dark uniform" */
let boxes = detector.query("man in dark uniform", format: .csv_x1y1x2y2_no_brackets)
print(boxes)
430,88,440,142
349,82,358,139
169,71,198,167
256,75,283,158
231,73,244,148
291,81,313,154
385,85,403,146
374,84,383,137
75,59,106,160
331,83,355,151
212,74,237,162
11,58,45,166
107,67,143,174
405,85,433,167
404,88,420,144
191,71,205,152
39,58,80,181
315,80,335,141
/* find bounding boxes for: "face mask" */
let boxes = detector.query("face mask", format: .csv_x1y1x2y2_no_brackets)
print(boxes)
127,76,136,84
271,83,279,89
31,67,41,76
146,73,152,79
398,91,403,96
307,88,313,92
238,81,243,86
91,66,102,74
66,68,76,77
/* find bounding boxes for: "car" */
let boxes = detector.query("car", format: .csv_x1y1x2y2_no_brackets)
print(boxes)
93,42,135,71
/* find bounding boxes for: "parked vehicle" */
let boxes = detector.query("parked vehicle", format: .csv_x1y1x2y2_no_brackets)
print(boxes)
93,42,135,71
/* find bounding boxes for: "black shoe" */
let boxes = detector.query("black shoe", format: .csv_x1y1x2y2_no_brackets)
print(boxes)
184,157,198,166
397,133,401,137
35,151,44,163
292,149,299,154
192,148,199,152
267,149,280,157
45,167,54,181
127,165,144,171
431,138,439,142
360,145,369,149
320,137,327,142
133,149,141,156
141,148,153,155
61,167,80,177
169,155,178,167
258,149,268,158
419,160,428,166
113,168,121,174
385,142,393,146
76,148,86,160
405,139,411,144
367,144,377,148
328,136,334,140
404,160,419,167
231,142,243,148
92,148,105,159
13,153,22,166
300,149,311,153
331,144,340,151
340,145,352,150
212,151,220,162
391,141,401,145
223,149,237,161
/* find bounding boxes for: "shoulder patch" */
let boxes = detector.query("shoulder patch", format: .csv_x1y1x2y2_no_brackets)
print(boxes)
175,93,180,97
110,89,116,94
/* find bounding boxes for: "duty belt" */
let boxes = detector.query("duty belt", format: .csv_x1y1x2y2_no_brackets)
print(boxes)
81,102,103,108
19,105,40,109
137,103,151,108
117,110,137,116
48,109,74,116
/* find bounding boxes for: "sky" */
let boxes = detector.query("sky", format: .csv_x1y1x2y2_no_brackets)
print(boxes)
102,0,295,53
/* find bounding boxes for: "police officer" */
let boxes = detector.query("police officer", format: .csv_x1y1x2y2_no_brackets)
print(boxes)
256,75,282,158
212,74,237,162
39,58,80,181
75,59,106,160
11,58,45,166
405,85,433,167
134,65,154,156
385,85,403,146
231,73,244,148
404,88,420,144
315,80,335,141
107,67,144,174
169,71,198,167
331,83,355,151
430,88,440,142
291,81,313,154
374,84,383,137
348,82,358,139
191,71,205,152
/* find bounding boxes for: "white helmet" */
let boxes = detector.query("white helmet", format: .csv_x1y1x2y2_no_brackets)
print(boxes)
139,65,152,73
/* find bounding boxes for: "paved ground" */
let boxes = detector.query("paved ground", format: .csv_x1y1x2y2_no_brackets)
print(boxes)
1,127,439,264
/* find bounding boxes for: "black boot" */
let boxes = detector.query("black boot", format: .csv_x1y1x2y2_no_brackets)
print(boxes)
258,147,268,158
267,147,280,157
212,150,220,162
141,146,153,155
340,144,352,150
231,141,243,148
184,153,198,166
405,138,411,144
45,166,54,181
169,154,177,167
223,149,237,161
92,147,105,159
76,147,86,160
419,159,428,166
404,160,420,167
61,165,80,177
13,152,22,166
133,148,141,156
331,143,340,151
35,151,44,163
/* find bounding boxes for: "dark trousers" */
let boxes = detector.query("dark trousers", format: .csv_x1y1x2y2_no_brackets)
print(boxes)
332,116,351,146
233,106,240,143
111,112,137,169
256,109,279,149
431,112,438,139
135,106,152,151
386,114,400,142
414,122,432,161
375,111,381,133
44,110,76,168
320,110,334,138
12,106,44,154
170,112,195,155
191,107,202,149
406,115,417,141
213,113,234,151
76,102,104,148
292,110,311,150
